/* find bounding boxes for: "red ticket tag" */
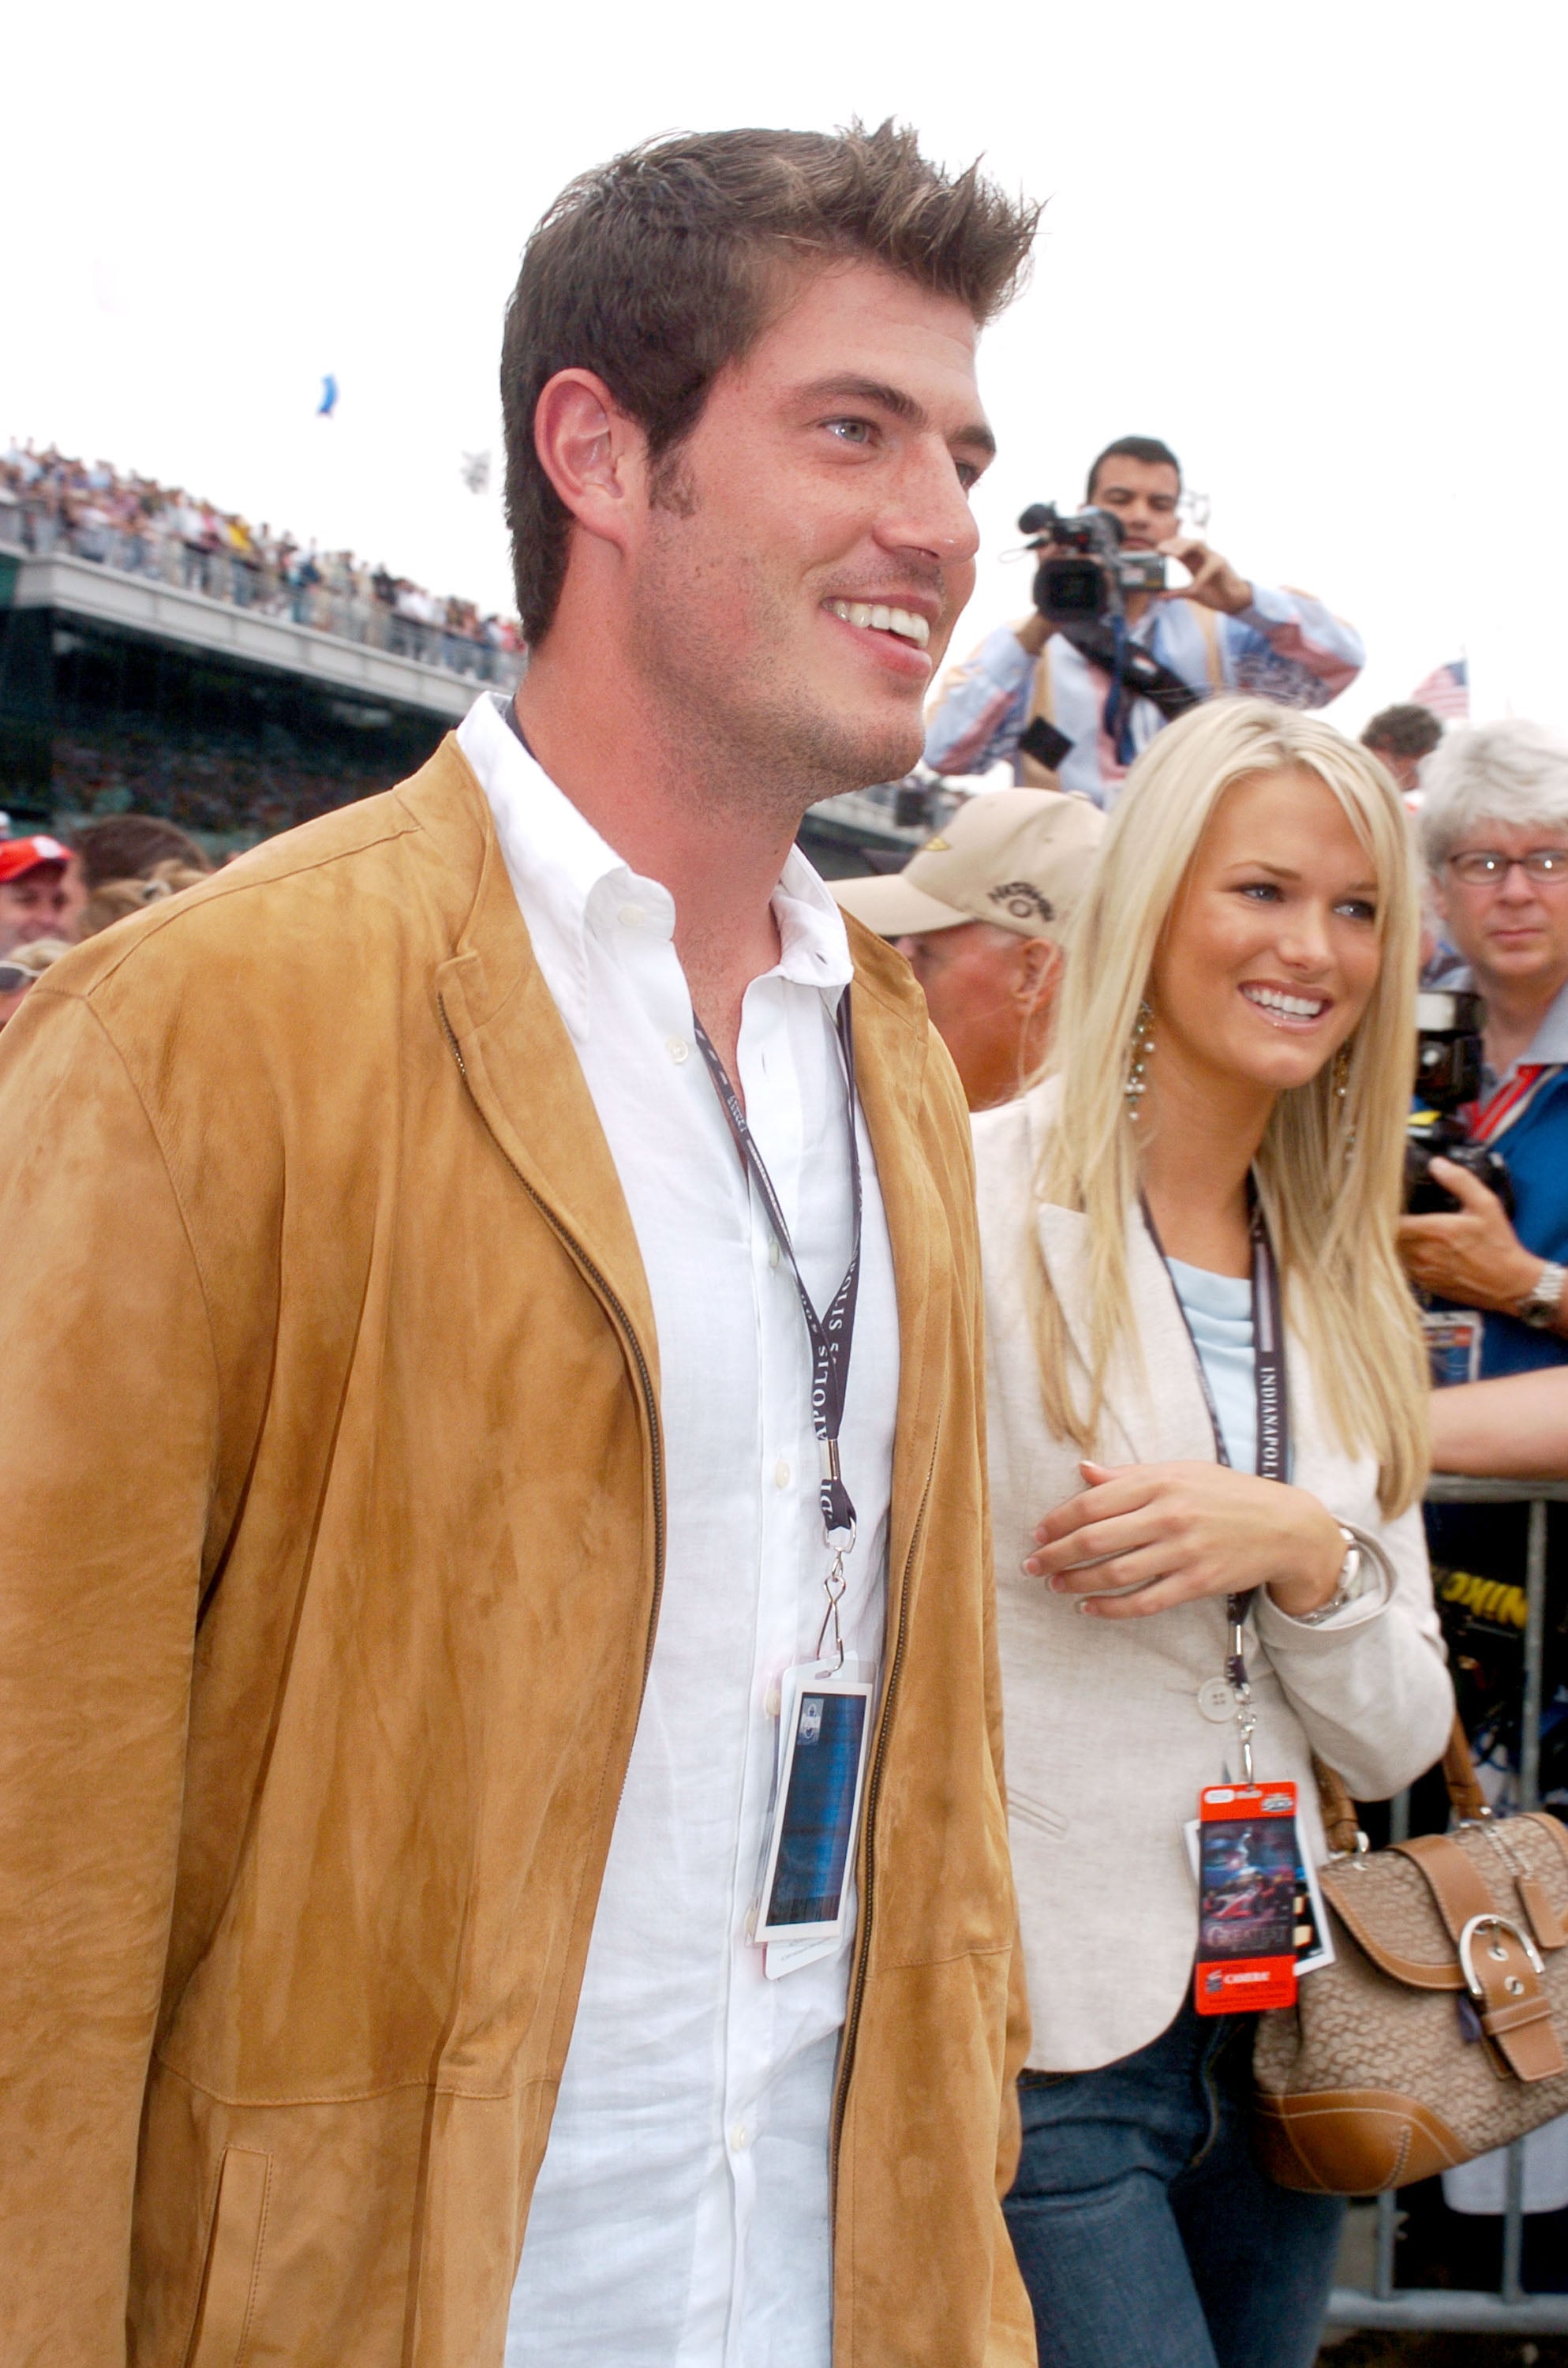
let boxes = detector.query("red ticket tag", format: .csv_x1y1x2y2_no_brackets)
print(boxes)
1194,1782,1300,2016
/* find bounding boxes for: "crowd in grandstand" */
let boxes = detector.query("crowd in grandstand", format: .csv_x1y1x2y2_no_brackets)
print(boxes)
0,438,525,686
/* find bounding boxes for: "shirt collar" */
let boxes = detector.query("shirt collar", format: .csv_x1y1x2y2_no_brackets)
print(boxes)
1519,970,1568,1068
1477,969,1568,1095
455,693,852,1035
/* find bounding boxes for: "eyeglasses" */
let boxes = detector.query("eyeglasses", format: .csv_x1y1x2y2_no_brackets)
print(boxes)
1446,849,1568,888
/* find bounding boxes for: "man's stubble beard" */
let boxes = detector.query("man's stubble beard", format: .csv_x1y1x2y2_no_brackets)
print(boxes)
628,516,925,832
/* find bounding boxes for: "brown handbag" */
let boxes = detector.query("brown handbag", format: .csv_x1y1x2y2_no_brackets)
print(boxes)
1252,1717,1568,2194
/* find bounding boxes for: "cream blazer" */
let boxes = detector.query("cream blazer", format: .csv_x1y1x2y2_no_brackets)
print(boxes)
975,1081,1455,2072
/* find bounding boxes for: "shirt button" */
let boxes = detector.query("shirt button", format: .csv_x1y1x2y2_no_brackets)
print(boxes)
730,2123,752,2153
666,1036,690,1064
1198,1677,1239,1724
774,1459,791,1489
619,903,645,929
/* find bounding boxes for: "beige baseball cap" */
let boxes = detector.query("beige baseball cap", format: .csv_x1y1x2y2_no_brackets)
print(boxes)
833,788,1105,942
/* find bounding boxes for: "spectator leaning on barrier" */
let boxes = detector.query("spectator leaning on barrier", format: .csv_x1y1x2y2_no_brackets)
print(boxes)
1398,720,1568,1376
1361,701,1445,797
924,434,1364,810
0,836,75,956
0,122,1038,2366
1428,1365,1568,1476
833,785,1103,1110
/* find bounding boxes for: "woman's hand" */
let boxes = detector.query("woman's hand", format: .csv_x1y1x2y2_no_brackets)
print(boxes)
1022,1460,1346,1621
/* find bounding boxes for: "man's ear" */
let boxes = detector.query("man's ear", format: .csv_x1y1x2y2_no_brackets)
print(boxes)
1427,871,1452,933
1014,938,1063,1009
532,369,648,553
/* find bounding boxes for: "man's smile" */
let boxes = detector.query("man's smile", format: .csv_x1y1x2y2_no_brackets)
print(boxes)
823,596,932,650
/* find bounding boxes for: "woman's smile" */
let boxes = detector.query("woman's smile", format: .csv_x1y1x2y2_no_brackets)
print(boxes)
1238,980,1334,1030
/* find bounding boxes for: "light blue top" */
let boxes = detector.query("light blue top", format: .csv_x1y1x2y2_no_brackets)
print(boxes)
1166,1257,1256,1474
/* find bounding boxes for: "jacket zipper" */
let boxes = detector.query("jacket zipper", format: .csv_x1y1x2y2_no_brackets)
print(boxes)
437,996,667,1680
829,1415,940,2193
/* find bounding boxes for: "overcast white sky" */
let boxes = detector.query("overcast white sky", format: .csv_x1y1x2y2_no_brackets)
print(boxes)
7,0,1562,738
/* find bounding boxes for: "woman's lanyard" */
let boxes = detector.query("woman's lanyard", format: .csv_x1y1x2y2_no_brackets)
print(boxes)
1141,1194,1289,1782
691,999,863,1671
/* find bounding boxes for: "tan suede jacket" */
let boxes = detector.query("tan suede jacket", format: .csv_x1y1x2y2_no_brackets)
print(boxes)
0,740,1031,2368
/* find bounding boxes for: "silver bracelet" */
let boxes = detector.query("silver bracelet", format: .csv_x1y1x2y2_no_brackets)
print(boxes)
1293,1527,1367,1626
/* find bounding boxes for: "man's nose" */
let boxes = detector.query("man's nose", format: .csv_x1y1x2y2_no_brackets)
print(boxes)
1497,860,1540,901
882,440,981,569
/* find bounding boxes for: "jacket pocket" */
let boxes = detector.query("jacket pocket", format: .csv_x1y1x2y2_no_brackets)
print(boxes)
185,2145,273,2368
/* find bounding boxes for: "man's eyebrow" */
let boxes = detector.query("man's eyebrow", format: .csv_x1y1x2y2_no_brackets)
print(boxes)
793,375,997,458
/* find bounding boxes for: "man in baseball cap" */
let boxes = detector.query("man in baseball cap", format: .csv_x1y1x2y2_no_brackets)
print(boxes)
0,837,77,958
834,787,1103,1110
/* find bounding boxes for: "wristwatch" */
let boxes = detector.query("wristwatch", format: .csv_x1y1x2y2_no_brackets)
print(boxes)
1515,1261,1567,1330
1295,1527,1370,1627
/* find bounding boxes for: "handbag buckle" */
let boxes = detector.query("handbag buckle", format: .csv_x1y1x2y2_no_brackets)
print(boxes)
1458,1912,1546,2002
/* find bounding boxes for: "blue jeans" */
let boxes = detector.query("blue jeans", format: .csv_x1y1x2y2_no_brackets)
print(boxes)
1005,2001,1344,2368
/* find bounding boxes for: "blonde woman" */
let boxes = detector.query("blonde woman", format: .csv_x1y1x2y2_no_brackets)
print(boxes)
975,699,1454,2368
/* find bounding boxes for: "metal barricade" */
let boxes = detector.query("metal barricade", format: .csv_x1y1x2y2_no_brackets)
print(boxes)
1326,1473,1568,2336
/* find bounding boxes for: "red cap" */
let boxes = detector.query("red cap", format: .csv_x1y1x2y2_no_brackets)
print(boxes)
0,836,70,886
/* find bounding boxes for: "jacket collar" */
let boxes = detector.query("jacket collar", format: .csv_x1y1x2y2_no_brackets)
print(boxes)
1024,1081,1368,1497
840,924,951,1600
1032,1197,1219,1467
404,735,663,1381
400,737,952,1567
1022,1075,1238,1467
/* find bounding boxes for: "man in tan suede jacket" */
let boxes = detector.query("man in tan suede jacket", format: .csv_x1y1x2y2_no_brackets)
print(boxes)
0,126,1037,2366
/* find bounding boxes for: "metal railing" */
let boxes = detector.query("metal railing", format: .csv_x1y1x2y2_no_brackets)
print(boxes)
1327,1474,1568,2336
0,494,524,693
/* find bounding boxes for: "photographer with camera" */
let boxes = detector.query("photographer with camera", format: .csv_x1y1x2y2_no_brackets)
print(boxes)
925,435,1364,808
1398,721,1568,1376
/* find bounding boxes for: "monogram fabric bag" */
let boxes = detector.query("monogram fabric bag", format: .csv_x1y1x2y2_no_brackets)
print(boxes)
1253,1719,1568,2194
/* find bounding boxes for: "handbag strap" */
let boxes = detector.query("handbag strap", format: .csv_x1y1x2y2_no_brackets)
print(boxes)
1394,1832,1565,2082
1312,1713,1484,1853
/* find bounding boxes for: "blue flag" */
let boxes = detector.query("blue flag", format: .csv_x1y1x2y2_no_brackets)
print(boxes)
317,375,339,418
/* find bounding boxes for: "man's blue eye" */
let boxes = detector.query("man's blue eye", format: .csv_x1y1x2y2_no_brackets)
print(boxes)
827,419,872,444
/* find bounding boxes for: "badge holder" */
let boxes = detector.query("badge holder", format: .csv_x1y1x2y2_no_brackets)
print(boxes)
1195,1780,1300,2014
1422,1306,1484,1388
756,1665,874,1978
754,1508,875,1979
1184,1808,1334,1980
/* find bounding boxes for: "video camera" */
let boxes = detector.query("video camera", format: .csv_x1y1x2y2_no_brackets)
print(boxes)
1405,991,1514,1216
1017,503,1168,629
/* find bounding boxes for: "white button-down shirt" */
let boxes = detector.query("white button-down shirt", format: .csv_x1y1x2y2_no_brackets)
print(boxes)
454,697,900,2368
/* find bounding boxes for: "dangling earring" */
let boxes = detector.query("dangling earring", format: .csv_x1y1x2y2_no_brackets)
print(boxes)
1125,999,1154,1121
1333,1042,1356,1161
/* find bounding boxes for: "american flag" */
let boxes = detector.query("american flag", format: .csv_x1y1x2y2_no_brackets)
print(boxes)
1410,658,1469,721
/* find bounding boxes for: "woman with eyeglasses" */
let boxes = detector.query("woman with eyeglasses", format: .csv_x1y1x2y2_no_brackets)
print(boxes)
975,699,1454,2368
1397,719,1568,1375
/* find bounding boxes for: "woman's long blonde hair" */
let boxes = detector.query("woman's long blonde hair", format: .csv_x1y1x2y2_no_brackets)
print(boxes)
1034,696,1428,1517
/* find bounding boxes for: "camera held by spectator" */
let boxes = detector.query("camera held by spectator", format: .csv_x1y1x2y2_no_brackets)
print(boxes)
1405,989,1514,1215
1017,501,1168,629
